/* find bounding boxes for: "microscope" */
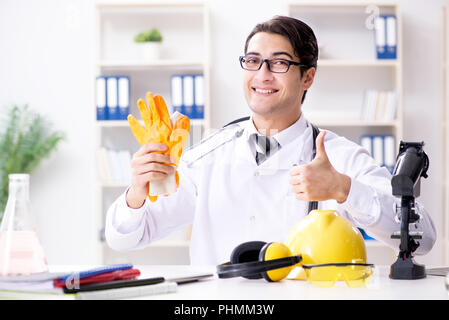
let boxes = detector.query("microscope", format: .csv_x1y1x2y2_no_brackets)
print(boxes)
389,141,429,280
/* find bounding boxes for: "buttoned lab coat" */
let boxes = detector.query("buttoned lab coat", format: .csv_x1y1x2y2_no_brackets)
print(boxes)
105,115,437,265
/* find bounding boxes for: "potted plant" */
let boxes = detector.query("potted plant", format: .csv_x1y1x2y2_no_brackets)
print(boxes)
134,28,163,61
0,105,65,221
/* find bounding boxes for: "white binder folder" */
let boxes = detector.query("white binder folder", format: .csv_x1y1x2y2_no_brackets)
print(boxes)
194,74,204,119
372,135,384,166
385,15,397,59
171,75,183,114
183,75,194,118
118,76,129,120
107,77,118,120
96,76,107,120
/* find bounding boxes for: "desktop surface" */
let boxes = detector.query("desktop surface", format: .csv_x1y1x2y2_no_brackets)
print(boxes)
81,264,448,300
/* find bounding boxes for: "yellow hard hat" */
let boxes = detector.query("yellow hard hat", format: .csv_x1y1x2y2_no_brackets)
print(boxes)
285,210,367,280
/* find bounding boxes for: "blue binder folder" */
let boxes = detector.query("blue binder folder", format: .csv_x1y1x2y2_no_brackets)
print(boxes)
96,76,108,120
193,74,205,119
374,15,386,59
171,75,183,114
360,134,396,174
385,15,397,59
182,75,194,118
118,76,130,120
374,14,397,59
107,76,119,120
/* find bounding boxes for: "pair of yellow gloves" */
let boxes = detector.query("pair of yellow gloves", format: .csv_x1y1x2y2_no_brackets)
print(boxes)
127,92,190,202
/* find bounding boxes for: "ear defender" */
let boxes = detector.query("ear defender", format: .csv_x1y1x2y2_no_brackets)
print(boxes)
230,241,267,279
216,241,302,282
259,242,298,282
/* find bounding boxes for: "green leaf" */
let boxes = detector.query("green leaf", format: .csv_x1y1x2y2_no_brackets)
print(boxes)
133,28,162,42
0,105,65,219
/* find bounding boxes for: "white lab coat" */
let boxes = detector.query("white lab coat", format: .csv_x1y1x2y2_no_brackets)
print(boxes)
105,115,436,265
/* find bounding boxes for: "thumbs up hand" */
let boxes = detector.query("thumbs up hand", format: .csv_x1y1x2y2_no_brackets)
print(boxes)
289,131,351,203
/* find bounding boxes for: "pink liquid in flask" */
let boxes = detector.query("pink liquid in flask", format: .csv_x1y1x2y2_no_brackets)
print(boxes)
0,231,48,276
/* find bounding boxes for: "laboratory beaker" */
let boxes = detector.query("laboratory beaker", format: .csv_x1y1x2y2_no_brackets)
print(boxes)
0,174,48,276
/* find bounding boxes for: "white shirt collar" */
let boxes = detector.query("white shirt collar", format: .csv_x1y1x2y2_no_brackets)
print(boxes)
244,113,308,148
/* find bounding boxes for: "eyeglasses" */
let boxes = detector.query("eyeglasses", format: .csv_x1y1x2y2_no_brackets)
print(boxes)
239,55,306,73
301,263,374,288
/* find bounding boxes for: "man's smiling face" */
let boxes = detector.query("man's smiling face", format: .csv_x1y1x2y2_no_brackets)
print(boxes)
243,32,306,119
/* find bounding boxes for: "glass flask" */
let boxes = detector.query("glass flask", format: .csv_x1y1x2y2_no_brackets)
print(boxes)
0,174,48,276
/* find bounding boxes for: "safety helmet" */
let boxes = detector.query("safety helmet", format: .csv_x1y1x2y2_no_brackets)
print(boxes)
285,210,367,280
216,210,370,284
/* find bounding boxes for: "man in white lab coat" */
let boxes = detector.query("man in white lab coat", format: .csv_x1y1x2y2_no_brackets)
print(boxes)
105,16,436,265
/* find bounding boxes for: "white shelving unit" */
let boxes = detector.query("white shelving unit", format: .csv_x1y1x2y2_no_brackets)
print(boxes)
92,0,210,265
287,1,403,142
442,5,449,266
287,1,402,264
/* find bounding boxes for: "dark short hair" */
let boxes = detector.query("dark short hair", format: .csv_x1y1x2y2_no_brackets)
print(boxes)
244,16,319,103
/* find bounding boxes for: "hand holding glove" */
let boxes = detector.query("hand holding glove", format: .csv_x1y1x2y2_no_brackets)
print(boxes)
127,92,190,202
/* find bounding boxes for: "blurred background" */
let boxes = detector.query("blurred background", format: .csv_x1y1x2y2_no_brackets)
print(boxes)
0,0,448,268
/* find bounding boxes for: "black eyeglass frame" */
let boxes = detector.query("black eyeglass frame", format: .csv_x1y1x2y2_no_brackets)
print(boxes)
239,55,307,73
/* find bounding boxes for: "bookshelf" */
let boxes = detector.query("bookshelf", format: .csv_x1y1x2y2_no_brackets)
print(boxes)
287,1,402,264
92,0,210,265
287,1,403,140
442,5,449,265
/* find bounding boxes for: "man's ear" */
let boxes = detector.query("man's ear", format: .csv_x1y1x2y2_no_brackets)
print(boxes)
301,67,316,90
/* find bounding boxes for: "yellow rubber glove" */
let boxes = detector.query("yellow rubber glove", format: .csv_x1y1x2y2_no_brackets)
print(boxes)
127,92,190,202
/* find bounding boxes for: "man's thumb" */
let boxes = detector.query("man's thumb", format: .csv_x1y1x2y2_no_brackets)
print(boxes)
315,130,328,159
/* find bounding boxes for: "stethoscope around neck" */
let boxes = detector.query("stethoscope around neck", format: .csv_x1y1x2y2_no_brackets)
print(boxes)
225,116,320,214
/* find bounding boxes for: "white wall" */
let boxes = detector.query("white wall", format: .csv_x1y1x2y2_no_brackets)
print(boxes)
0,0,95,264
400,0,446,266
0,0,446,266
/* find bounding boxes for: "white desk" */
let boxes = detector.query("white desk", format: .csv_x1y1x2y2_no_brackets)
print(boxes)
129,265,449,300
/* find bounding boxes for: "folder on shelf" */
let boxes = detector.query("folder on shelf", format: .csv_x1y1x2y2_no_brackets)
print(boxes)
361,89,378,121
384,90,398,121
374,15,387,59
383,135,396,172
96,76,107,120
374,91,387,121
374,14,397,59
360,135,373,156
361,90,398,121
385,15,397,59
118,76,130,120
107,76,119,120
171,75,183,114
96,148,132,184
193,74,205,119
372,135,384,166
183,75,194,118
359,135,396,174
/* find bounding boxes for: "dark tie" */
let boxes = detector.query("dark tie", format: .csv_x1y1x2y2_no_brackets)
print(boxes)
254,134,280,165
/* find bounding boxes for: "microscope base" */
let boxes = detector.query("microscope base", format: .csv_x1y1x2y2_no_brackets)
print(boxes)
389,254,426,280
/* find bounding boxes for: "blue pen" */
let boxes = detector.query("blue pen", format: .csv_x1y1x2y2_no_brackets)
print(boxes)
58,263,133,282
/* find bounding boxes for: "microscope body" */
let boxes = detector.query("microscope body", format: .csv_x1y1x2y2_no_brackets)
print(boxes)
389,141,429,280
